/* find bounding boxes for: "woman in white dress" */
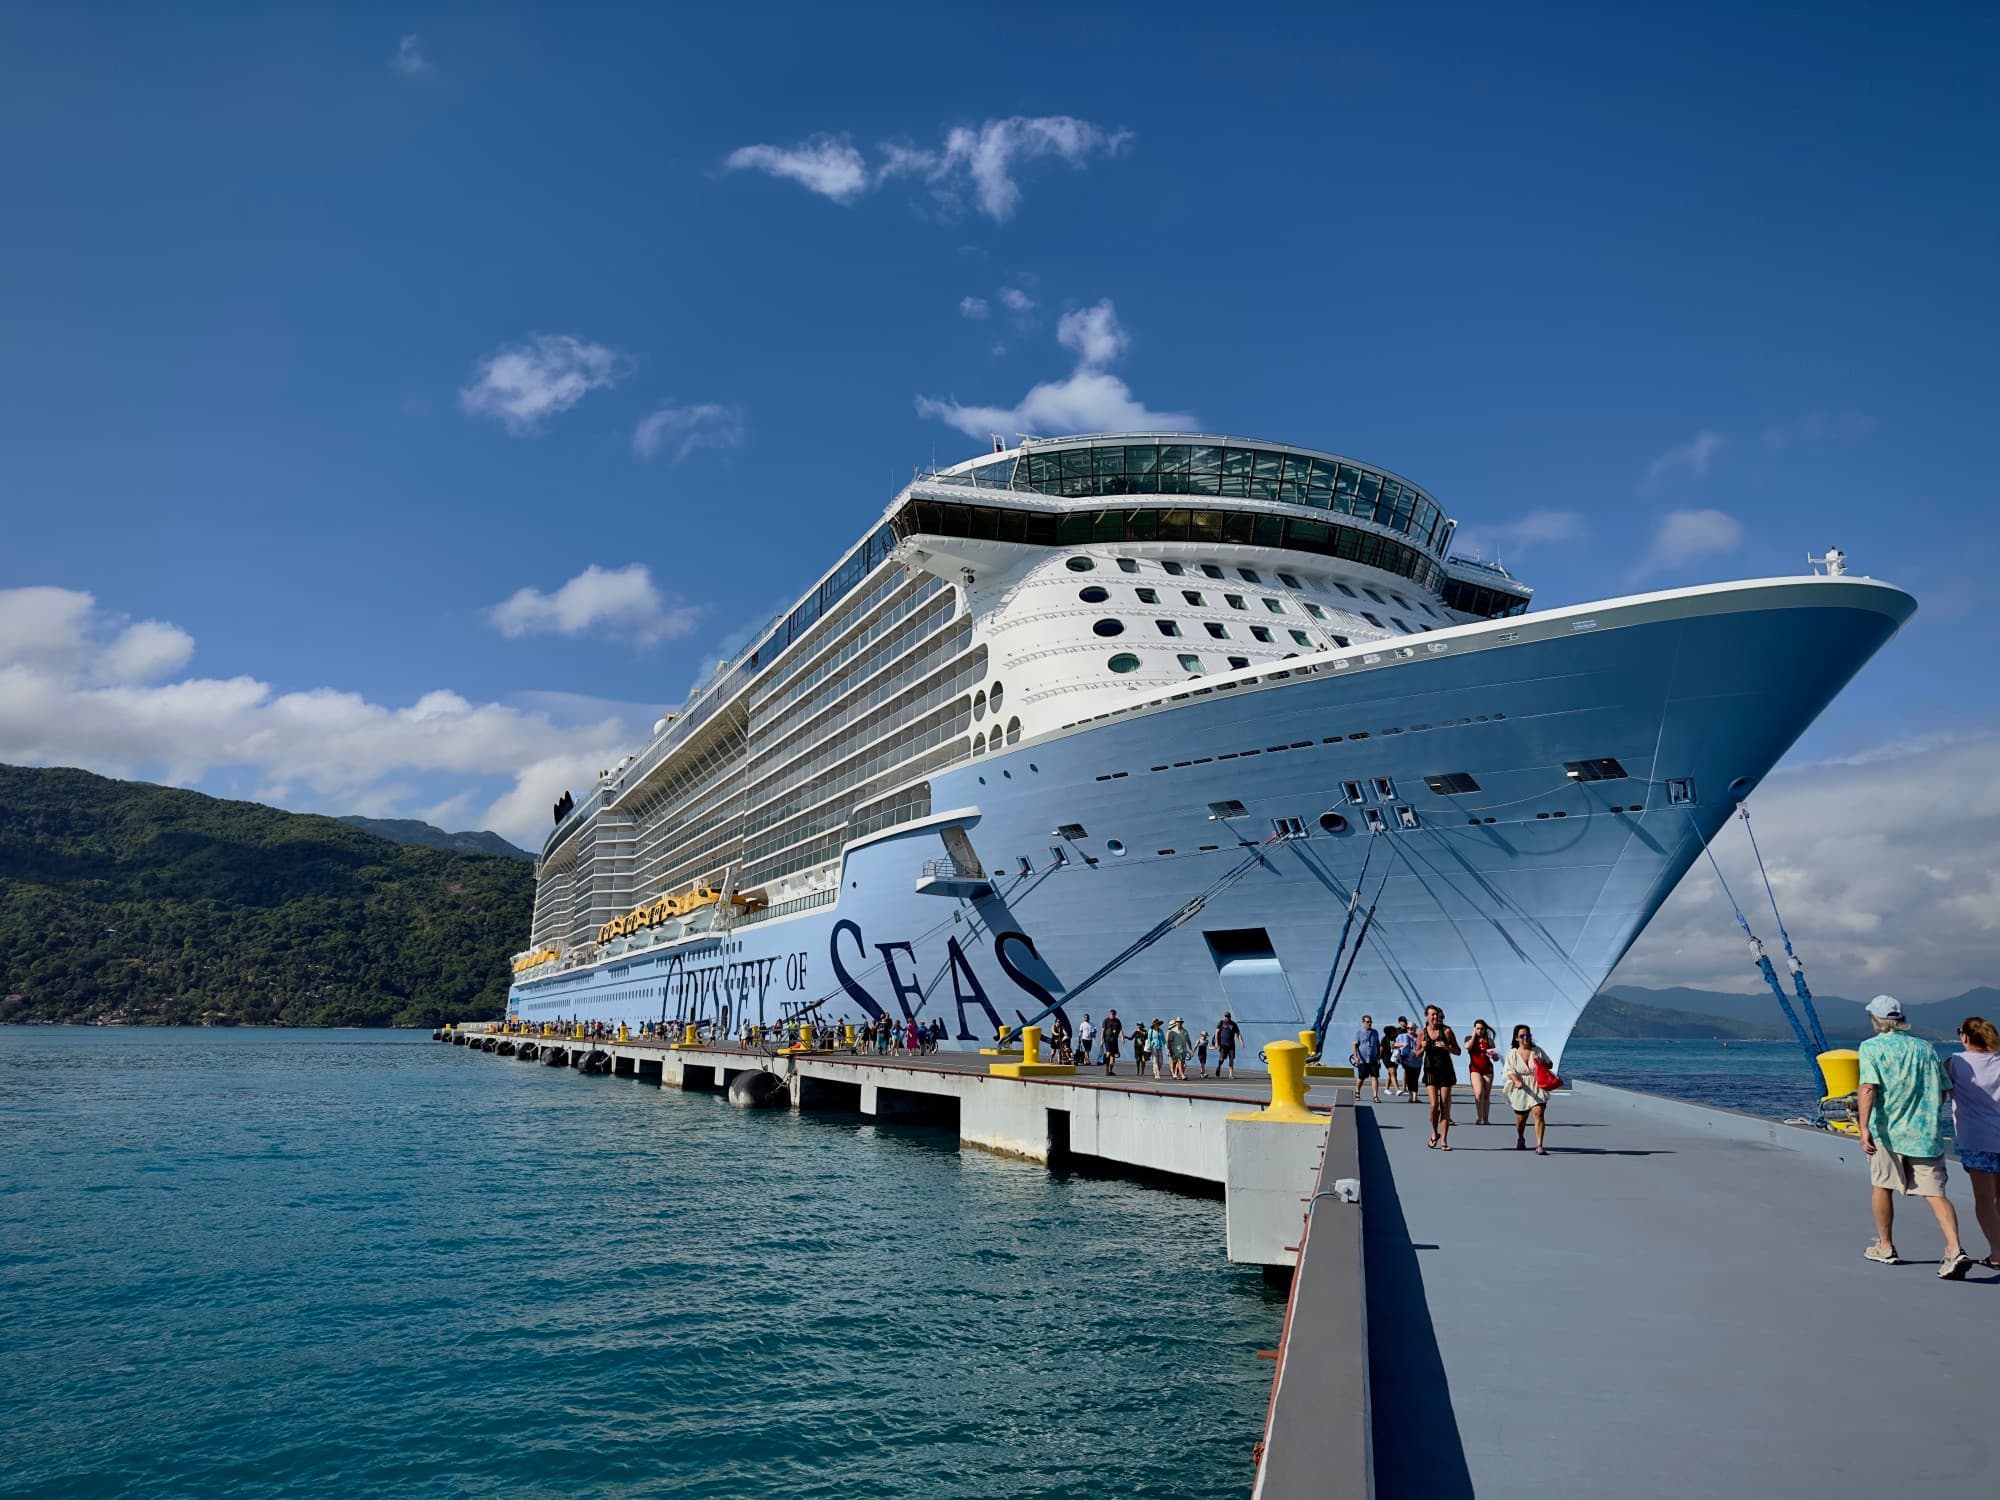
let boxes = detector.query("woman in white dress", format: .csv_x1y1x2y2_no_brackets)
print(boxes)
1503,1024,1556,1156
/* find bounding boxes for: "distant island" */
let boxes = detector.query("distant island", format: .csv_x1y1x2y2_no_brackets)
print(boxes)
0,764,530,1027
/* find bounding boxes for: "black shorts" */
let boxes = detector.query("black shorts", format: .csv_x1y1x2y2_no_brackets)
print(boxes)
1355,1060,1381,1080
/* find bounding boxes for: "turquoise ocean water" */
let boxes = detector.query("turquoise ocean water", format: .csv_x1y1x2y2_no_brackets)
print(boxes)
0,1030,1286,1500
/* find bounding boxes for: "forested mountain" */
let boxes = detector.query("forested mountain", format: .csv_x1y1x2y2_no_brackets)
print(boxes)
0,765,531,1027
338,815,531,860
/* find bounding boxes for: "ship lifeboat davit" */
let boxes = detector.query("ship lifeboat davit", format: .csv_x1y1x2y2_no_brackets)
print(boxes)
727,1071,790,1109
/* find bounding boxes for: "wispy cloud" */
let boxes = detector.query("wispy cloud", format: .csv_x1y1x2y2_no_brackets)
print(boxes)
389,34,432,77
1763,411,1877,450
1632,507,1743,580
999,286,1035,314
1644,430,1725,489
915,298,1194,441
959,296,989,321
722,135,869,203
458,335,627,436
632,400,745,463
1451,509,1586,563
487,564,701,647
725,115,1131,222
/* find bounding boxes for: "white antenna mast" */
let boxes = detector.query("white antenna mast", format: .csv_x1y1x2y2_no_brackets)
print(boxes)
1807,547,1847,577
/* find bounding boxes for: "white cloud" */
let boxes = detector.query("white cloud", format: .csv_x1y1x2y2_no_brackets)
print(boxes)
959,296,989,320
93,621,195,684
487,564,700,647
722,135,870,203
458,335,626,436
726,115,1131,221
1613,731,2000,1001
1056,301,1126,367
999,286,1035,313
389,34,432,77
1450,509,1586,563
1633,507,1744,579
0,585,95,669
632,400,745,463
916,298,1194,441
0,586,640,848
931,116,1133,222
1644,430,1725,488
1763,411,1877,450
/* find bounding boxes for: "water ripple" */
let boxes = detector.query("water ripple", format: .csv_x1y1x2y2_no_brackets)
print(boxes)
0,1030,1282,1498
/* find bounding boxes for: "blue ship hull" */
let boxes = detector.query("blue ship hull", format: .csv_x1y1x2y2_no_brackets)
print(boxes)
509,577,1911,1067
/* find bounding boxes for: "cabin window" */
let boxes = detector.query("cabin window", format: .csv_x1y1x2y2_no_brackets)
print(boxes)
1107,653,1141,674
1066,556,1095,572
1205,622,1229,639
1079,585,1109,603
1156,620,1182,636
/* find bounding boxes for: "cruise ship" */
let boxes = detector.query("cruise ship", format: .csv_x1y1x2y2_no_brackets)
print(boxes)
508,433,1912,1066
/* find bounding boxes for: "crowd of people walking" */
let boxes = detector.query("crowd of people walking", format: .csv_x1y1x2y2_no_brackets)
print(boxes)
1347,1007,1560,1154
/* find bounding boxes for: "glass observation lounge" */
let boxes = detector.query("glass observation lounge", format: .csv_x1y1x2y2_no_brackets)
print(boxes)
935,435,1454,559
891,494,1451,596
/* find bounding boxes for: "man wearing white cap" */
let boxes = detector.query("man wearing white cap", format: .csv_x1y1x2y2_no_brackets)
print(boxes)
1857,994,1972,1278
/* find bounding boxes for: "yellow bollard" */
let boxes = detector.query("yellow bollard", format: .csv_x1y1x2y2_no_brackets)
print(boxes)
1230,1040,1324,1123
1298,1029,1317,1055
1020,1024,1041,1064
989,1020,1074,1077
616,1022,629,1043
844,1024,856,1048
681,1022,698,1047
799,1021,813,1048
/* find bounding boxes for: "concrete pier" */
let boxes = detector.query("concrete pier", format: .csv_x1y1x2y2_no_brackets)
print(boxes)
443,1025,1335,1267
1254,1082,1993,1500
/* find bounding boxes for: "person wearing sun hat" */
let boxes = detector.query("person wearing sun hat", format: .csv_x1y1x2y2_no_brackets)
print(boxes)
1857,994,1972,1279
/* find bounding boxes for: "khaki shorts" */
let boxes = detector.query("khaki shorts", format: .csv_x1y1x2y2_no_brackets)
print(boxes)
1869,1147,1948,1196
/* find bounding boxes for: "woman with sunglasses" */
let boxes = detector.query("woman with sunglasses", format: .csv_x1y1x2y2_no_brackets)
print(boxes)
1503,1024,1557,1155
1946,1016,2000,1269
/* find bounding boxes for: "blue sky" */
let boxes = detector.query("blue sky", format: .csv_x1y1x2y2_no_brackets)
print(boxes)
2,5,1995,993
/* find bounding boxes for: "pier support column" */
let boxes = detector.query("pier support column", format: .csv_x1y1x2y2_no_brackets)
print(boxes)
860,1081,879,1117
1224,1042,1332,1268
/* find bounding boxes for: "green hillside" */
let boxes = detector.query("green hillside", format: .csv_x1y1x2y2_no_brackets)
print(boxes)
0,765,532,1027
338,815,531,861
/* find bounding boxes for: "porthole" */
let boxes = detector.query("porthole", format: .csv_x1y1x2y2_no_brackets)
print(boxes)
1319,811,1348,834
1106,839,1126,855
989,681,1004,714
974,688,987,720
1107,653,1142,674
1093,618,1126,637
1006,715,1021,745
1066,556,1095,572
1078,585,1110,603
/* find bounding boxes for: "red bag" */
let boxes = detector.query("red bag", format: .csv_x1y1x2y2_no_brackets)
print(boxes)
1533,1058,1563,1092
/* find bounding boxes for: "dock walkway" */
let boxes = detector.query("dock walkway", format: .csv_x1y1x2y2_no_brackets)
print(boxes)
1348,1082,1990,1500
447,1030,1993,1498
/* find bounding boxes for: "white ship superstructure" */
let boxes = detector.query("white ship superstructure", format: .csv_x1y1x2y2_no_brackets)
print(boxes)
510,434,1912,1065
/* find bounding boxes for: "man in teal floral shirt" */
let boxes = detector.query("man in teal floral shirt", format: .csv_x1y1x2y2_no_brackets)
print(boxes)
1857,995,1971,1279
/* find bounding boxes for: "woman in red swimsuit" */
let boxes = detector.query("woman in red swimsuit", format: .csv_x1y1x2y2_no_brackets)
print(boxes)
1465,1019,1498,1125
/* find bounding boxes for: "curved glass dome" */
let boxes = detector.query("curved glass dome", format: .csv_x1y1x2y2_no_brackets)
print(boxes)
936,434,1453,557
